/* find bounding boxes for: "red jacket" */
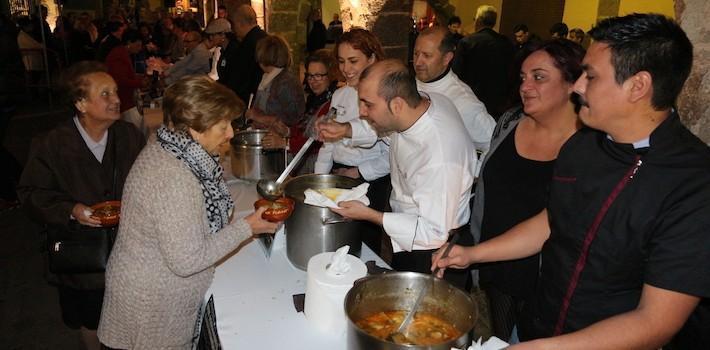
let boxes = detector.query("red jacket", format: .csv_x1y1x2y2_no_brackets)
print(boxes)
105,46,143,112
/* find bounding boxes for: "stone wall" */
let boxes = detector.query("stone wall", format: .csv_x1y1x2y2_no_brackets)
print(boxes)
266,0,317,74
676,0,710,144
339,0,414,61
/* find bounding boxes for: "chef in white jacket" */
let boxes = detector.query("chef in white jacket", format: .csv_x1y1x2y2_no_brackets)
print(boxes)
332,59,476,290
414,26,495,175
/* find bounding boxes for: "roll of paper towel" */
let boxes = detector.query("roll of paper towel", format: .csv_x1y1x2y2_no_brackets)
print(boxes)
304,247,367,334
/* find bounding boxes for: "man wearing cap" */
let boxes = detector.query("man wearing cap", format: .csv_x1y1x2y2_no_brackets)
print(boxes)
217,4,267,104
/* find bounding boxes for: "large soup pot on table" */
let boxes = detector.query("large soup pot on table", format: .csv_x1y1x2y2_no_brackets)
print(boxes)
230,129,286,181
283,174,364,270
345,272,477,350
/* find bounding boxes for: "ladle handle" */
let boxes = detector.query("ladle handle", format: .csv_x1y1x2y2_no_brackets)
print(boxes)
432,230,460,276
276,137,315,185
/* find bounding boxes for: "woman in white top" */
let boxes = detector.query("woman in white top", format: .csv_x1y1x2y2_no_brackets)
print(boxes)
314,28,390,255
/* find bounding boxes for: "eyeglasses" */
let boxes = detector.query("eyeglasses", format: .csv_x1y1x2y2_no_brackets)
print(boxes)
305,73,328,81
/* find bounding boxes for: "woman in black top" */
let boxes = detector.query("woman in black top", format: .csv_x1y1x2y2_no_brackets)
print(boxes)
473,39,585,341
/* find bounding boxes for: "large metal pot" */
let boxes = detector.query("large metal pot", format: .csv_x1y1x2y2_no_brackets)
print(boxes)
284,174,364,270
230,130,286,181
345,272,477,350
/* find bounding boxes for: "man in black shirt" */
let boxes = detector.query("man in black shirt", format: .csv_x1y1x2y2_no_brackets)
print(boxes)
434,13,710,349
217,4,267,105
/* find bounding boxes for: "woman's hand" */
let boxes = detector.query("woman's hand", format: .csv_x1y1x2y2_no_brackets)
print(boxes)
73,203,102,227
245,207,280,235
262,131,288,149
430,244,475,278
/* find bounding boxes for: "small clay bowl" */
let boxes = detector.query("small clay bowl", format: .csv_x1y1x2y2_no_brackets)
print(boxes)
91,200,121,227
253,197,294,222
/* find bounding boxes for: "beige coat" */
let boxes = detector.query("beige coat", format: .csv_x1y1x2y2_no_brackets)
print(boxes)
98,142,253,349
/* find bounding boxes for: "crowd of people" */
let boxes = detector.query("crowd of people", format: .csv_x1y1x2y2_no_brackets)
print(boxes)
7,2,709,350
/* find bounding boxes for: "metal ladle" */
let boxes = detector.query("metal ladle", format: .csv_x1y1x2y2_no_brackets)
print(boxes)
386,231,461,344
257,137,316,200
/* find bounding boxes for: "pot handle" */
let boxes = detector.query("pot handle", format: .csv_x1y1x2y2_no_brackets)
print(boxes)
321,215,352,225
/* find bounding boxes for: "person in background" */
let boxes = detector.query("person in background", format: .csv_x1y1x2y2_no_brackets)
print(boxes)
217,5,228,19
294,49,340,174
568,28,585,46
413,26,495,176
165,17,186,62
105,29,148,133
163,30,212,85
549,22,569,39
96,20,126,62
331,59,476,290
513,24,541,53
17,61,145,350
447,16,464,44
218,4,267,105
204,18,232,81
245,34,306,148
472,39,585,342
314,28,390,256
434,14,710,349
98,76,279,349
327,13,343,44
453,5,514,119
307,9,327,53
70,13,98,63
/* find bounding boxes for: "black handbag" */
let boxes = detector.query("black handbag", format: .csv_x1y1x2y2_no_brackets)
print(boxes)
46,130,120,274
47,224,117,273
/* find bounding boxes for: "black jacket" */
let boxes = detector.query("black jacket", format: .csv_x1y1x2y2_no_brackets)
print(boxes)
452,28,514,119
218,26,267,104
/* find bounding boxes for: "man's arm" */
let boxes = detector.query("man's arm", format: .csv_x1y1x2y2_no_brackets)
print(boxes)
433,209,550,272
514,284,700,350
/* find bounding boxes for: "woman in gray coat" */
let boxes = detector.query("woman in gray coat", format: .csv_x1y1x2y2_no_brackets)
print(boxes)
98,76,279,349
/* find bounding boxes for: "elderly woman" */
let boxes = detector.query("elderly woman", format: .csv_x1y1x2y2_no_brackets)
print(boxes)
436,39,585,342
17,61,145,350
245,34,306,148
97,76,279,349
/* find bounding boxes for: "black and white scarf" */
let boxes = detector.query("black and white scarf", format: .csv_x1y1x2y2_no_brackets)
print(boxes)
157,126,234,234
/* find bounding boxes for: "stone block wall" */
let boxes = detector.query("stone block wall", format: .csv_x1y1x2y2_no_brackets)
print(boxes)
676,0,710,144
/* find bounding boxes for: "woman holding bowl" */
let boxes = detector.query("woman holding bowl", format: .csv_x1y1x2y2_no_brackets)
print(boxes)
17,61,145,350
98,76,279,349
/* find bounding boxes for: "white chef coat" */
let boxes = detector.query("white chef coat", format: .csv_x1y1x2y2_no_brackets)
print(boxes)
383,92,476,252
416,70,494,176
314,85,390,181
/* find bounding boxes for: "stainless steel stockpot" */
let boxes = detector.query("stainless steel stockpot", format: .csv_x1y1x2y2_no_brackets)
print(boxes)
344,272,477,350
283,174,364,270
230,130,287,181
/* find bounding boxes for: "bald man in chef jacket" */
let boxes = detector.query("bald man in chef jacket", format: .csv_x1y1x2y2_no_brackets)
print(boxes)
331,59,476,290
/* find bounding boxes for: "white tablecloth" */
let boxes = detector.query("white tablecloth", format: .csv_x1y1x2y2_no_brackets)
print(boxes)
207,176,388,349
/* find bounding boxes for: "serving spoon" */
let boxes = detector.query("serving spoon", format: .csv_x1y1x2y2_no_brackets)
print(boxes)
257,137,316,200
386,231,461,344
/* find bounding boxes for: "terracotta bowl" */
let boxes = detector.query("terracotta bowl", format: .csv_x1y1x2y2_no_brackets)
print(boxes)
253,197,294,222
91,200,121,227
